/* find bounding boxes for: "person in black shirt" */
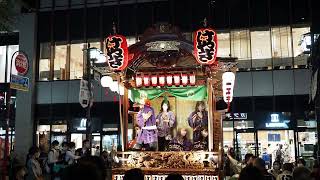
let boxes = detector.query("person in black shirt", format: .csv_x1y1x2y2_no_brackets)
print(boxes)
76,140,91,157
253,158,275,180
239,166,264,180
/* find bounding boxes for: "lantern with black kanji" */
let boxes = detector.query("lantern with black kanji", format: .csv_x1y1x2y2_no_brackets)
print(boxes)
193,28,218,65
105,35,128,71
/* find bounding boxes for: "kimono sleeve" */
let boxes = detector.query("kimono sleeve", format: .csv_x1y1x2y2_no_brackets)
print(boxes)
136,110,145,127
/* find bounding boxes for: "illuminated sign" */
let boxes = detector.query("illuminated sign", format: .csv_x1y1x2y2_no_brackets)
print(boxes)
77,118,87,131
265,114,289,128
113,175,219,180
225,113,247,120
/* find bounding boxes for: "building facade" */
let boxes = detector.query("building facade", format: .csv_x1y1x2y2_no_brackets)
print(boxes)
0,0,319,163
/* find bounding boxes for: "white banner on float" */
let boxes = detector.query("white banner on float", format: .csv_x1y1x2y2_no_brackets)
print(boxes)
113,175,219,180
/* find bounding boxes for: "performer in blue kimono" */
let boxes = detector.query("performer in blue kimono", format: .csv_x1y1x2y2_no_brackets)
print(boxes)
156,97,176,151
188,101,208,142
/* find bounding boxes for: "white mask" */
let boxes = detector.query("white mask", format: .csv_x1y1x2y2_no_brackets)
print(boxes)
162,104,168,112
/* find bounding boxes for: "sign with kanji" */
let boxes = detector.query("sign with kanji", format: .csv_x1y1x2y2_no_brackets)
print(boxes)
14,52,29,75
225,113,248,120
105,35,128,71
194,28,218,65
79,79,93,108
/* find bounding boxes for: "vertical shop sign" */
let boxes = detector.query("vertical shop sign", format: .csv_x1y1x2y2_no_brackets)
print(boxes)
105,35,128,71
194,28,218,65
79,79,90,108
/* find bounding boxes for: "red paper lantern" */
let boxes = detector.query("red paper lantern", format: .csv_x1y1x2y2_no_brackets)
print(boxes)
151,75,158,87
181,74,188,86
173,74,180,86
193,28,218,65
166,74,173,86
105,35,129,71
159,75,165,86
189,74,196,86
143,75,150,87
135,75,143,87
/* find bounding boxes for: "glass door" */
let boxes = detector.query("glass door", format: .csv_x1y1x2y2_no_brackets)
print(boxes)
92,133,101,156
235,130,257,161
257,130,295,166
102,133,118,152
71,133,86,150
297,129,317,168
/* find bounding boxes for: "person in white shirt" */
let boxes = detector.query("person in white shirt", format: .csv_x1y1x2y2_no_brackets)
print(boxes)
65,142,81,165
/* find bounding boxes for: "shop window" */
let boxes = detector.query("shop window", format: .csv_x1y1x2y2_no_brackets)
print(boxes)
54,42,67,80
102,134,118,152
36,125,50,153
251,29,272,68
292,26,310,67
88,40,101,50
217,32,230,58
39,43,51,81
271,27,293,67
234,121,254,129
71,134,86,149
51,124,67,133
231,30,251,69
0,46,6,83
7,45,19,80
70,42,84,80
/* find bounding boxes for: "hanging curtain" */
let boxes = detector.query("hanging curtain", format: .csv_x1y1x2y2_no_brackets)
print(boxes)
130,86,207,103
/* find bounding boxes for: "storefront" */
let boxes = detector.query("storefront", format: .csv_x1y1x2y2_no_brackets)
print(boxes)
223,112,317,168
35,102,121,153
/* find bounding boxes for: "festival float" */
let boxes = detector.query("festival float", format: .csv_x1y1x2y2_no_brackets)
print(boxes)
97,23,237,180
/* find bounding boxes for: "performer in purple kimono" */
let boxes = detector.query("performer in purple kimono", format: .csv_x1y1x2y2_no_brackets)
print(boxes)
188,101,208,143
156,98,176,151
135,99,158,151
168,128,192,151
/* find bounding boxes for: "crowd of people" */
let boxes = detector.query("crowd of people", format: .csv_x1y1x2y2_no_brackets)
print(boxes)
5,139,320,180
8,139,113,180
225,151,320,180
